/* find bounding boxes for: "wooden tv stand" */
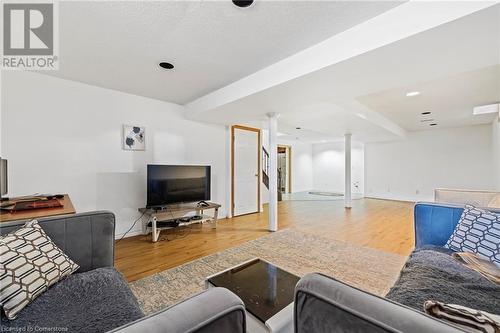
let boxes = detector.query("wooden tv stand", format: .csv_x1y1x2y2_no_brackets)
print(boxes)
138,202,221,242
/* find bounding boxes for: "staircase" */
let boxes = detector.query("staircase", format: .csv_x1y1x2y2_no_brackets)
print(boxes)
262,147,270,189
262,147,282,201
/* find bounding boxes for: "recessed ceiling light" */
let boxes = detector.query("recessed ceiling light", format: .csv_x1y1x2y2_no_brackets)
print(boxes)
159,62,174,70
232,0,254,8
430,123,438,126
295,127,301,130
420,119,434,122
406,91,420,97
421,111,431,115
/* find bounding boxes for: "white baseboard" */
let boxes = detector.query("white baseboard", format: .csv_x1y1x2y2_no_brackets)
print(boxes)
364,194,417,203
115,228,143,240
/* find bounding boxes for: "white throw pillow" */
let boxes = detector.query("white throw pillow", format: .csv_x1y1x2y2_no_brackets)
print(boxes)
0,220,79,319
445,205,500,267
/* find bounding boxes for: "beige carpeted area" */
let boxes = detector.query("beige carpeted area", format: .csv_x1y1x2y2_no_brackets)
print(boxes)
129,229,407,315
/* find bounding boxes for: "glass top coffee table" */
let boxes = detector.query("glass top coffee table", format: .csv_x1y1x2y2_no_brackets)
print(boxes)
205,258,300,333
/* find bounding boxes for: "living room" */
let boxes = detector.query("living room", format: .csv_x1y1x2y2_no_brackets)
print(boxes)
1,1,499,333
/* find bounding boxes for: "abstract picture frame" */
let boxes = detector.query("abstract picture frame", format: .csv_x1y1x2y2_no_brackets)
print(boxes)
122,125,146,151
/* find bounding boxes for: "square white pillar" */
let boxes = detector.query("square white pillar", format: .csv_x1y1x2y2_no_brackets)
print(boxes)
267,112,279,231
345,133,352,208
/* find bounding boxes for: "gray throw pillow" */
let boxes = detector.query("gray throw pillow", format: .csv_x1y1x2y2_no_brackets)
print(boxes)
0,220,79,319
445,205,500,267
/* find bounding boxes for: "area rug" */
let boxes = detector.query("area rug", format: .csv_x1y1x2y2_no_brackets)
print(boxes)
129,229,407,315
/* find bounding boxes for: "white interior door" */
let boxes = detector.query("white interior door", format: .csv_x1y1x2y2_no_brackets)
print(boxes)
233,127,259,216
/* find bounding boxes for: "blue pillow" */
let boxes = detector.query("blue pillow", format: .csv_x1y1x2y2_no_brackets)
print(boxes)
445,205,500,267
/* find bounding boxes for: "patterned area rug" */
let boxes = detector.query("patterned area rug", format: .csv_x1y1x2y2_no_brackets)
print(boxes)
130,229,407,315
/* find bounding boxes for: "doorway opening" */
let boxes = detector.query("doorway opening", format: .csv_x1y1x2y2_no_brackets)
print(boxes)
277,145,291,200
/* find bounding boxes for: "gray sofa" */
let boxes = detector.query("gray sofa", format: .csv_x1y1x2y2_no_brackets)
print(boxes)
295,273,464,333
0,212,246,333
112,287,246,333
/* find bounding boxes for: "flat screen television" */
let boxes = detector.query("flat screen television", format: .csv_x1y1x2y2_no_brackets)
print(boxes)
147,165,211,207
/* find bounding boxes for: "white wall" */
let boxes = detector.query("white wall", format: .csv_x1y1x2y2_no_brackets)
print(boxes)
261,133,314,190
0,71,3,157
281,139,314,193
365,125,495,202
1,71,228,238
312,141,364,194
260,131,313,204
493,116,500,191
262,133,365,198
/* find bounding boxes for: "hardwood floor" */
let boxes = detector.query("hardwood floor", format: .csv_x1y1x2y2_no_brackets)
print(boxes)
115,198,415,282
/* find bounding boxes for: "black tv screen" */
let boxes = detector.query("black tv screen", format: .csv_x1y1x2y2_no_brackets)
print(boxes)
147,165,211,207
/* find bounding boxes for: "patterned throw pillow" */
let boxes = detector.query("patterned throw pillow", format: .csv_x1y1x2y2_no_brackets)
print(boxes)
445,205,500,267
0,220,79,319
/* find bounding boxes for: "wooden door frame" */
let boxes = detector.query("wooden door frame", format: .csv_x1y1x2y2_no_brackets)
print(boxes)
231,125,261,217
278,144,292,193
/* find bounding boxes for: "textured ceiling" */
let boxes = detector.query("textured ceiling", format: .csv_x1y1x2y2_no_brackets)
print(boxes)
40,0,403,104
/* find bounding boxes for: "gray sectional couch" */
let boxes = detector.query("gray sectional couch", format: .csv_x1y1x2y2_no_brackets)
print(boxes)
0,212,246,333
112,287,246,333
294,273,463,333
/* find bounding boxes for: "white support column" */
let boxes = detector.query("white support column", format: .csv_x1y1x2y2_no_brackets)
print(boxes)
225,125,232,218
267,112,279,231
259,122,265,213
345,133,352,208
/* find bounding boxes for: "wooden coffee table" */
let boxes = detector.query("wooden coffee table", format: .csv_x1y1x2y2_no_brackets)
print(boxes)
205,258,300,333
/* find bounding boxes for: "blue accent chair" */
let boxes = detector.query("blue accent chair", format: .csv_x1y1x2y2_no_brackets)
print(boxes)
414,202,500,249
